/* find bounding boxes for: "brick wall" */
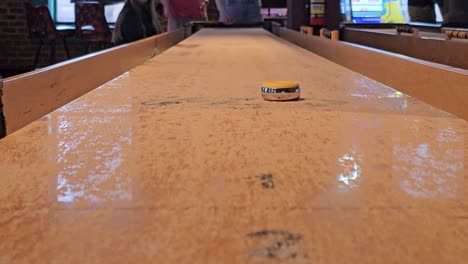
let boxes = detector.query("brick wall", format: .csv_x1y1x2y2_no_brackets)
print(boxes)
0,0,112,77
0,0,34,75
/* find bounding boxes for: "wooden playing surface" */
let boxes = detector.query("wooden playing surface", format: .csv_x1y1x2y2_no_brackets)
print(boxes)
0,28,467,263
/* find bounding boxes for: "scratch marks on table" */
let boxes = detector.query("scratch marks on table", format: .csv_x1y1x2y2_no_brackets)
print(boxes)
246,230,307,260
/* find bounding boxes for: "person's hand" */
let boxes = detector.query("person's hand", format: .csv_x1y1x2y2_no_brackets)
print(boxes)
221,14,234,25
163,3,175,18
201,0,209,20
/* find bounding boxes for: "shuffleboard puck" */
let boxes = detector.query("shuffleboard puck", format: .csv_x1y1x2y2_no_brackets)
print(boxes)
261,81,301,101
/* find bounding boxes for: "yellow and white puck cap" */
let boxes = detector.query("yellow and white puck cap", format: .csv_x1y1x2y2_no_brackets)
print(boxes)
261,81,301,101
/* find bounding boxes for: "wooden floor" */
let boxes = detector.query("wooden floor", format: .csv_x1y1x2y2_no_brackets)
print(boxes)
0,28,467,263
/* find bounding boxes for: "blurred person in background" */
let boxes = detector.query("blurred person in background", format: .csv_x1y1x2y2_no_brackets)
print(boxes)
112,0,161,45
161,0,206,31
215,0,262,24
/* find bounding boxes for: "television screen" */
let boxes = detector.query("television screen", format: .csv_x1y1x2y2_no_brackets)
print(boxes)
340,0,428,24
261,8,287,17
262,0,287,8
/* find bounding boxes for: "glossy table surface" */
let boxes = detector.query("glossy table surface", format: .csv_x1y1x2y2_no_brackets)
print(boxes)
0,28,467,263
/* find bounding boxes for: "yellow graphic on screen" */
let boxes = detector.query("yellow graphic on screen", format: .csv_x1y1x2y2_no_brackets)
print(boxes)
381,0,407,23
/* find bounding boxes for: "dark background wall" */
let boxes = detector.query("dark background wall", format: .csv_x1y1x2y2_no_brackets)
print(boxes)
33,0,48,4
325,0,341,30
287,0,342,31
287,0,309,31
444,0,468,26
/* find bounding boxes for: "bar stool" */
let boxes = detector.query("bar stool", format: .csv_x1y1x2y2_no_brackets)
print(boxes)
24,2,73,68
75,1,112,53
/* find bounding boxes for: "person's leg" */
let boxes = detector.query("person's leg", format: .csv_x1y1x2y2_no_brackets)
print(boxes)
167,17,183,32
218,0,261,23
245,0,263,23
223,0,246,23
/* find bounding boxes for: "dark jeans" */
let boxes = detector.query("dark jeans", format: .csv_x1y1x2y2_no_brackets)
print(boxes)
221,0,262,23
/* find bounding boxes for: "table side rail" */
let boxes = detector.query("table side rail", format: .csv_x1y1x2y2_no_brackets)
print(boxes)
275,27,468,121
341,28,468,70
1,28,187,137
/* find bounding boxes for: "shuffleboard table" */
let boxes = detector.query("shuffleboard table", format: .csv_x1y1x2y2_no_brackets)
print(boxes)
0,27,467,263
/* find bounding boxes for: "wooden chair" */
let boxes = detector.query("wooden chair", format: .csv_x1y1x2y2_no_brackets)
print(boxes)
24,2,73,68
75,1,112,53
